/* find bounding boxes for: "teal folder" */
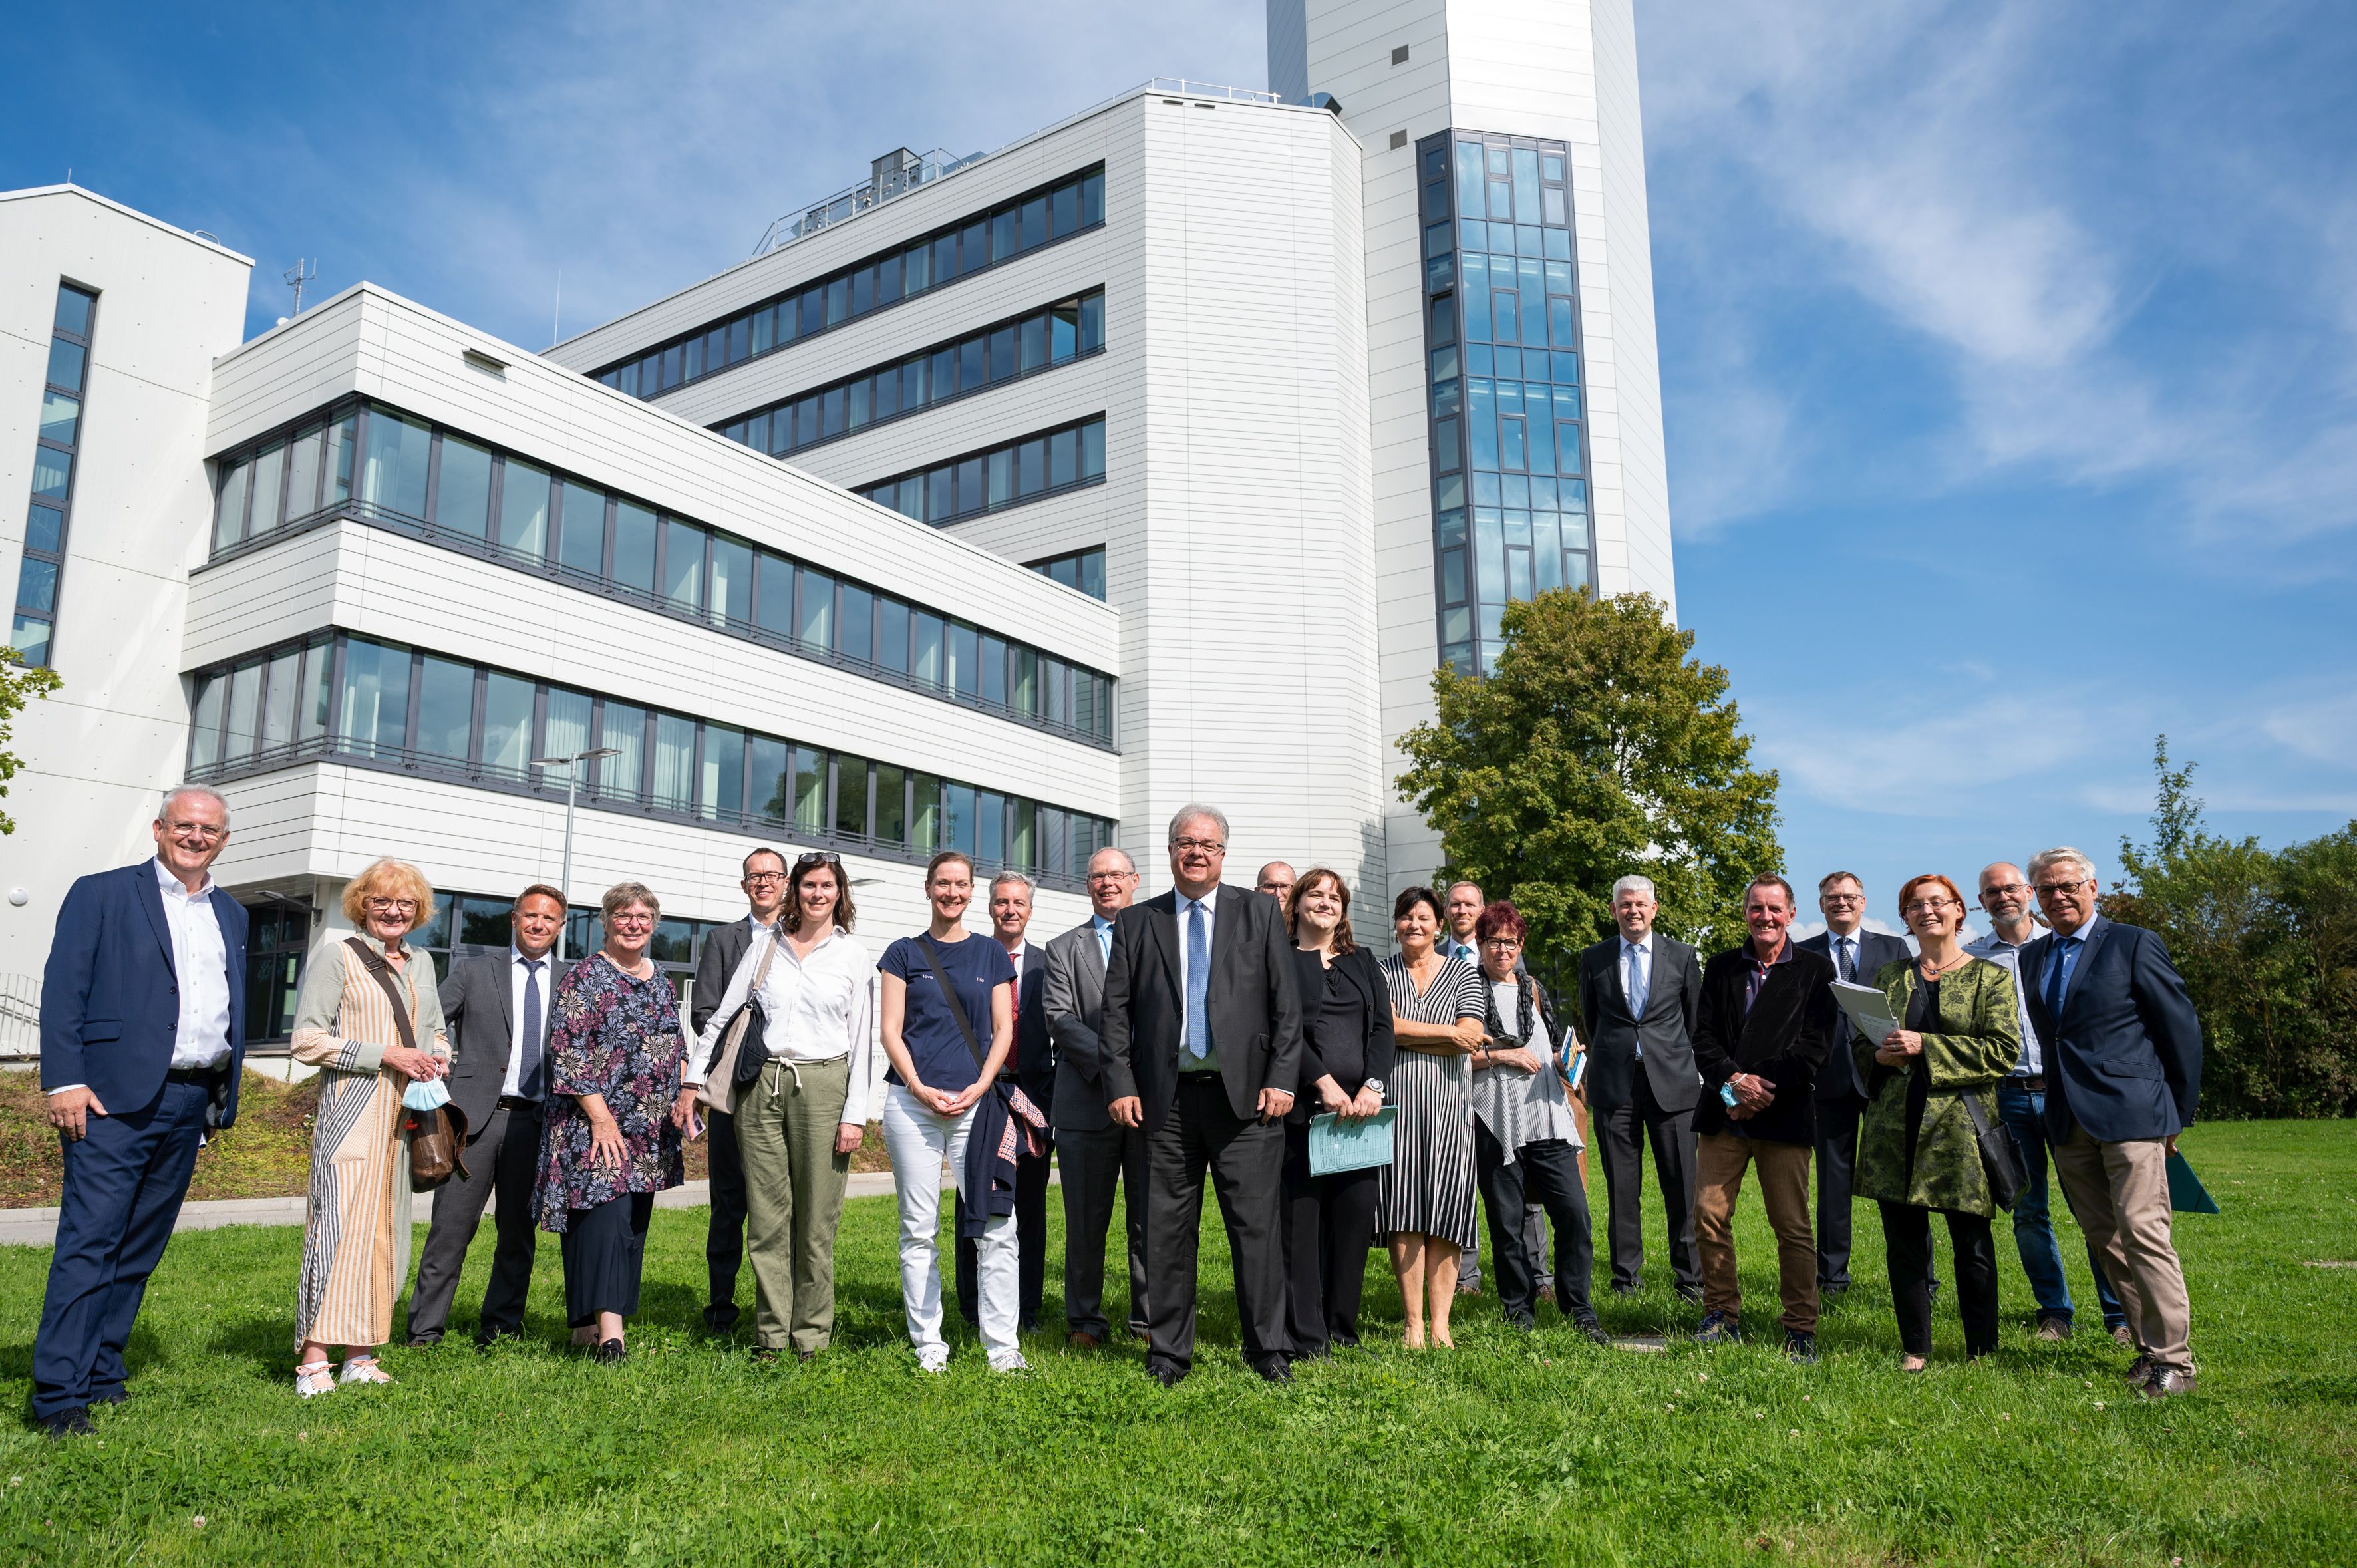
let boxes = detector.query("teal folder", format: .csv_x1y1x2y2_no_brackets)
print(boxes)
1308,1108,1396,1176
2167,1150,2220,1215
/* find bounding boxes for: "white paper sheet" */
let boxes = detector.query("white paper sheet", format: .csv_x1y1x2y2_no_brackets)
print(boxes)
1829,979,1903,1046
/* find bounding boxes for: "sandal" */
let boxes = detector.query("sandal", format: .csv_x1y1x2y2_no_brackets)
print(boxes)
295,1359,337,1399
338,1354,394,1386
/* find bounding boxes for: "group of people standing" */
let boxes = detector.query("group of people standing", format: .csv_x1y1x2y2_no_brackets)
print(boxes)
27,786,2206,1437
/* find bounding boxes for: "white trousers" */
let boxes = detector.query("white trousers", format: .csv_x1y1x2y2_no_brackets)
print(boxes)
882,1084,1019,1362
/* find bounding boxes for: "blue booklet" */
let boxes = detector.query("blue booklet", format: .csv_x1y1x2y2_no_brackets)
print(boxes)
2167,1150,2220,1215
1308,1108,1396,1176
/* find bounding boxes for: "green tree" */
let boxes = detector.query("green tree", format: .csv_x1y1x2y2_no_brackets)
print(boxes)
1395,589,1782,983
0,648,63,836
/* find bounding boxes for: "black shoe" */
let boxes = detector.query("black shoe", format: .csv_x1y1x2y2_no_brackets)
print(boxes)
1609,1282,1640,1299
1818,1283,1847,1305
1506,1313,1537,1333
1017,1317,1040,1334
406,1335,441,1349
87,1387,128,1408
1674,1283,1704,1306
42,1408,96,1440
1255,1358,1293,1385
1694,1310,1742,1346
1784,1330,1818,1366
1576,1319,1612,1347
703,1304,740,1334
1148,1360,1186,1388
594,1338,627,1364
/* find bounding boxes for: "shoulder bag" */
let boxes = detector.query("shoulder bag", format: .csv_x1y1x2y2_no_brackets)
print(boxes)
698,923,786,1116
345,937,470,1191
915,934,992,1079
1960,1090,2026,1211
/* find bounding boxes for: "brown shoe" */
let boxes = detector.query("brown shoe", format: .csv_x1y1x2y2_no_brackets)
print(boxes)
1535,1283,1556,1307
1066,1330,1103,1352
2139,1366,2196,1398
2033,1317,2071,1342
2111,1324,2135,1346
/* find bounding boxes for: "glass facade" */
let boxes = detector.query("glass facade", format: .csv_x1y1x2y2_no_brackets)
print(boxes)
1417,132,1594,675
715,289,1104,462
184,631,1117,891
206,399,1114,746
13,282,98,667
857,416,1106,527
593,166,1106,400
1027,547,1106,601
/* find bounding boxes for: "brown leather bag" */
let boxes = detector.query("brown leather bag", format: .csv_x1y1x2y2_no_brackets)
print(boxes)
345,937,470,1191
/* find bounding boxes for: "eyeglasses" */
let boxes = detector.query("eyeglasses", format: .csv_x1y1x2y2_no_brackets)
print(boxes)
1479,936,1521,949
1086,871,1135,885
2032,879,2093,897
742,871,787,886
165,821,228,842
1981,882,2030,898
608,913,655,929
1901,897,1957,915
1821,893,1864,905
1172,838,1226,856
365,897,418,913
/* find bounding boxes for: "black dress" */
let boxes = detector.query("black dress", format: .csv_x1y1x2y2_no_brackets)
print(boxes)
1281,947,1396,1354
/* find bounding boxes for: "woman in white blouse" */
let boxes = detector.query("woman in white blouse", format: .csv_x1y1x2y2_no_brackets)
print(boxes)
678,851,877,1362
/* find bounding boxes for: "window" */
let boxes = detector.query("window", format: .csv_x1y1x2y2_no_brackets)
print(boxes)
599,702,646,799
338,636,411,758
361,410,432,519
593,166,1108,399
241,901,313,1044
1027,547,1106,601
858,416,1107,528
14,282,98,666
438,436,494,538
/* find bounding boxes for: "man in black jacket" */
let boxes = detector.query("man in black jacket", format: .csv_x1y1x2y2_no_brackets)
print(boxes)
1797,872,1913,1300
1101,804,1302,1386
406,885,565,1346
1577,873,1704,1299
687,847,790,1333
1690,874,1837,1362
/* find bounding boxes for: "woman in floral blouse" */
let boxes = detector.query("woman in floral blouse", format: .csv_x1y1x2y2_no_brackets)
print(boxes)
536,881,688,1362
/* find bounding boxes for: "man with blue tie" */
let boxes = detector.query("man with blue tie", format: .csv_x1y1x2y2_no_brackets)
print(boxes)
1798,872,1913,1300
33,786,249,1439
1042,846,1147,1349
2020,847,2203,1398
405,885,567,1346
1100,805,1303,1385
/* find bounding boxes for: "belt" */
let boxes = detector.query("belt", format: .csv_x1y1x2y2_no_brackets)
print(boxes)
164,1065,224,1085
498,1096,544,1112
1178,1070,1222,1082
2010,1074,2046,1092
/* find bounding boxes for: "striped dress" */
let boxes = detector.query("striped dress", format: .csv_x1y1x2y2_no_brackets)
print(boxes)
289,935,449,1350
1377,953,1485,1248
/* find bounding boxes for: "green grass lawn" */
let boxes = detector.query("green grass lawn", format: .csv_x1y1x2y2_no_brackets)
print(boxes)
3,1121,2353,1566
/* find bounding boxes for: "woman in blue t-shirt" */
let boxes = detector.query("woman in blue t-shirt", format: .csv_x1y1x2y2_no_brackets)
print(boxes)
877,850,1019,1372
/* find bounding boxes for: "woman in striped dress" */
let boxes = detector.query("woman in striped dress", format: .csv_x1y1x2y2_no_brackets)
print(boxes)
289,860,450,1396
1378,885,1486,1348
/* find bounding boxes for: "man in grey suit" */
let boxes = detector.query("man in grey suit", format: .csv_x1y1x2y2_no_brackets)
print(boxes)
1577,874,1704,1299
405,885,565,1346
687,846,790,1333
1798,871,1913,1299
1102,804,1302,1386
1042,845,1148,1350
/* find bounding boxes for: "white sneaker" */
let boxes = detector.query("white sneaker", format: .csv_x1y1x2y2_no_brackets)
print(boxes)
295,1360,336,1399
915,1345,950,1374
337,1355,394,1386
989,1350,1032,1375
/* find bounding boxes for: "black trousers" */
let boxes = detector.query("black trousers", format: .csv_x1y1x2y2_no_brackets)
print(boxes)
1881,1201,1998,1357
1279,1120,1382,1355
1814,1094,1861,1291
406,1100,542,1344
705,1106,749,1317
1595,1070,1699,1292
1475,1123,1597,1325
1144,1078,1288,1376
956,1136,1051,1329
561,1191,654,1327
1058,1119,1150,1340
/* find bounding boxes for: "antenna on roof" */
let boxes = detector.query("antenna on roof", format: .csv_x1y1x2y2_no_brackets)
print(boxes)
284,259,317,315
553,269,562,347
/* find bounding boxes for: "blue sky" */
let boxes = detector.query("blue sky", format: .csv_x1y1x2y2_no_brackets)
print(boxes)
9,1,2352,937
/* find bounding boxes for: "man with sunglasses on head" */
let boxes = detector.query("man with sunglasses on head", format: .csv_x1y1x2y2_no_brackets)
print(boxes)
685,846,792,1334
33,786,248,1440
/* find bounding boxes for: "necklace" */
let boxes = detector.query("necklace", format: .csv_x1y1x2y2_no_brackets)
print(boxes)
1917,949,1970,979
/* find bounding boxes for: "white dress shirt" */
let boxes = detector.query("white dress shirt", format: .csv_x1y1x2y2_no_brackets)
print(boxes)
1001,939,1028,987
1964,931,2045,1077
156,859,232,1071
688,923,880,1123
502,944,554,1100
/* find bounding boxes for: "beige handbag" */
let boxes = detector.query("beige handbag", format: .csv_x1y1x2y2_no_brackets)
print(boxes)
695,923,783,1116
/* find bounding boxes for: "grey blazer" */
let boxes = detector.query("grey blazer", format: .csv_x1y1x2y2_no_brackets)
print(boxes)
438,951,555,1134
1577,933,1703,1116
1042,918,1113,1132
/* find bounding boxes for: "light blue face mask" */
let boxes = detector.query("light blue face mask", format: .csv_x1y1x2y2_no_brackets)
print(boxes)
402,1077,452,1112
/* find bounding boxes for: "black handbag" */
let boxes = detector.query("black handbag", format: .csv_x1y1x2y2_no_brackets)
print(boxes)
1961,1090,2026,1211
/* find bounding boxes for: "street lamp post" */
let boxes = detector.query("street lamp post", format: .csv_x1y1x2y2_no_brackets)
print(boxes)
530,746,619,961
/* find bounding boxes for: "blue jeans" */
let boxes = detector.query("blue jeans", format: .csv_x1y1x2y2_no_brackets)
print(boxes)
1998,1079,2124,1329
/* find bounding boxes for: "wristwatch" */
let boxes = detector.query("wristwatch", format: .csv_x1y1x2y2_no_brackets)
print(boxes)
1362,1078,1388,1098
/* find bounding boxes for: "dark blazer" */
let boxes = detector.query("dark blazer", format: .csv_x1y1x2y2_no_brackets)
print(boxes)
1009,942,1052,1107
1691,942,1837,1146
1798,928,1913,1101
1286,945,1397,1124
1100,883,1303,1130
438,951,558,1134
2020,916,2202,1144
691,915,760,1038
1576,932,1702,1115
40,862,249,1126
1042,918,1114,1132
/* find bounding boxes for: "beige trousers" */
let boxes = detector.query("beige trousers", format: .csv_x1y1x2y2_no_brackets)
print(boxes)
2052,1124,2192,1369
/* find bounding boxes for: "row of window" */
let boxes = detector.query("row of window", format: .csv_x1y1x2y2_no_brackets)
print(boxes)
183,631,1118,887
1028,546,1106,602
12,283,98,669
593,166,1106,401
206,399,1115,744
1418,132,1596,677
715,289,1105,462
858,416,1107,527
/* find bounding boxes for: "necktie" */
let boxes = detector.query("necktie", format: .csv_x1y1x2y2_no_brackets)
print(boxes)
2046,937,2071,1020
1625,944,1648,1056
1184,900,1211,1062
1096,921,1112,965
519,958,546,1099
1835,935,1855,983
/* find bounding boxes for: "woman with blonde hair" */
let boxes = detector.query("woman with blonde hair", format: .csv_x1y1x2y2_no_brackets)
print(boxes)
291,858,450,1397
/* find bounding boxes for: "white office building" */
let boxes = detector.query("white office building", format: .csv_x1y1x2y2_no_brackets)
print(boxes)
0,0,1672,1053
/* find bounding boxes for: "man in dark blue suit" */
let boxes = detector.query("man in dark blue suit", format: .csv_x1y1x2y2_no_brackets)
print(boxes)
956,871,1054,1332
1797,872,1913,1299
32,786,248,1438
2020,846,2203,1398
